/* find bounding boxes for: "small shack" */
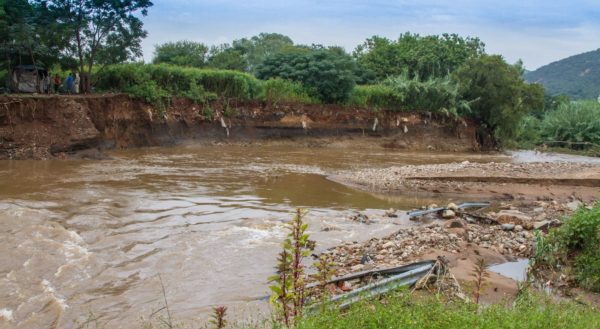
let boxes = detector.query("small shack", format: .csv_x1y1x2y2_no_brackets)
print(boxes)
10,65,48,93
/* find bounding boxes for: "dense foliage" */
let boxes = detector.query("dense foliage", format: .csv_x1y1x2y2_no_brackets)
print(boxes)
513,100,600,152
256,48,358,103
539,100,600,147
533,202,600,292
95,64,262,111
525,48,600,100
35,0,152,92
453,55,545,145
153,41,208,67
354,33,485,81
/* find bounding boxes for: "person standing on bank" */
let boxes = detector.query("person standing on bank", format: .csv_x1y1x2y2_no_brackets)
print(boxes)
53,74,61,94
74,72,80,94
65,73,74,95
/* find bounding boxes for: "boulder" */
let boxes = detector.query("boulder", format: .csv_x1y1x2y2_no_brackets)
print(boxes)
442,209,456,219
444,219,464,229
447,203,459,211
501,223,515,231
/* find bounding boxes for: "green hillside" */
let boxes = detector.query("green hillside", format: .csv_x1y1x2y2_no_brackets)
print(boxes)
525,49,600,100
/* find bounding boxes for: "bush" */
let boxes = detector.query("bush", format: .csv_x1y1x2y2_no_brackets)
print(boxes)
256,49,357,103
382,74,470,116
259,78,318,105
95,63,262,102
512,115,543,149
533,202,600,292
347,85,402,110
539,100,600,149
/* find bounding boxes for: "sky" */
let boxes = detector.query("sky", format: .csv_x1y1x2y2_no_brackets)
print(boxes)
140,0,600,70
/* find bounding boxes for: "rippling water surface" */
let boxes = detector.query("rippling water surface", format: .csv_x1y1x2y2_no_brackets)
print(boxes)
0,144,511,328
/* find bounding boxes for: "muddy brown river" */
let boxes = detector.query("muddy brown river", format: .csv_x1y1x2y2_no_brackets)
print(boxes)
0,144,516,328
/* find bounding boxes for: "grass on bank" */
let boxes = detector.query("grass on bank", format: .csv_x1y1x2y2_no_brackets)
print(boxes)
294,291,600,329
532,201,600,292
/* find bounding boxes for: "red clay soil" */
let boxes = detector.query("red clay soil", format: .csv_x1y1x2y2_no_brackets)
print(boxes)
0,94,478,160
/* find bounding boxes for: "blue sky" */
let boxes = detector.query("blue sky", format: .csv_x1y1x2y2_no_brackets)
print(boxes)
141,0,600,70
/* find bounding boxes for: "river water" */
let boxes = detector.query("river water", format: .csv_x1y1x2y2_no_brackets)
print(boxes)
0,144,513,328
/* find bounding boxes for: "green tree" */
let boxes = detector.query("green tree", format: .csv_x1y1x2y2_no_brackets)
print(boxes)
0,0,51,71
355,33,485,81
206,44,247,71
256,48,357,103
153,40,208,67
206,33,295,72
232,32,294,72
38,0,153,92
454,55,544,146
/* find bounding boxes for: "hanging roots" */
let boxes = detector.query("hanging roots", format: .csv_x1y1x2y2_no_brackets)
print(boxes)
413,256,466,300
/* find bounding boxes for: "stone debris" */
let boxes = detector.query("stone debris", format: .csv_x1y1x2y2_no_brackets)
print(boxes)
321,218,536,277
350,212,370,224
442,209,456,219
321,199,582,278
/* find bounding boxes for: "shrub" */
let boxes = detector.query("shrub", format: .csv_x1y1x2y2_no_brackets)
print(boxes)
347,85,402,110
260,78,318,105
539,100,600,149
382,74,471,116
533,202,600,292
256,49,357,103
95,63,262,102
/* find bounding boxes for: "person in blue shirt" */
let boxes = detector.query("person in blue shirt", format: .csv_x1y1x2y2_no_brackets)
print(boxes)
65,73,74,95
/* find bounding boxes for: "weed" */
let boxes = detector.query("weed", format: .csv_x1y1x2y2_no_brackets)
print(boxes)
269,209,311,326
469,258,489,306
210,306,227,329
310,256,336,303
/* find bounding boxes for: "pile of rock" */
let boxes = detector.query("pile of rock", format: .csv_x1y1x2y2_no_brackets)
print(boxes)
320,217,535,277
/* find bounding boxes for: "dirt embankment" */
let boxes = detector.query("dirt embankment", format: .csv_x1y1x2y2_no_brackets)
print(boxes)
0,94,478,159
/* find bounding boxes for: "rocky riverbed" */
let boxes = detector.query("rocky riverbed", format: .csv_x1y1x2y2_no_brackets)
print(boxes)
315,197,590,301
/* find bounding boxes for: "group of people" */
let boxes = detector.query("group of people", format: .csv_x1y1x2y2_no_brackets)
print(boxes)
43,72,81,94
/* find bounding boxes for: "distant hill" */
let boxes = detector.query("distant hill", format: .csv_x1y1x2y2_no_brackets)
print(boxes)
525,49,600,100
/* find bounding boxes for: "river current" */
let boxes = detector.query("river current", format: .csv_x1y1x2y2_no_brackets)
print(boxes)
1,144,515,328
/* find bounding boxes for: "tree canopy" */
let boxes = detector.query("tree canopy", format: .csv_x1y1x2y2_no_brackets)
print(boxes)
153,40,208,67
454,55,544,146
355,33,485,81
256,47,358,103
36,0,153,91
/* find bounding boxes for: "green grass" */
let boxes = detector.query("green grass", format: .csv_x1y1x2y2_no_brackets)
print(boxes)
259,78,319,105
532,202,600,292
295,292,600,329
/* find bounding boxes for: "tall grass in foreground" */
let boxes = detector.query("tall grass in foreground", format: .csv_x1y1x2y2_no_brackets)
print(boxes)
295,291,600,329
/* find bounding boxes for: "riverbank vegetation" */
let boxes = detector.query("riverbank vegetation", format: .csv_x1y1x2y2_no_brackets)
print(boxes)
514,100,600,155
532,202,600,292
295,292,600,329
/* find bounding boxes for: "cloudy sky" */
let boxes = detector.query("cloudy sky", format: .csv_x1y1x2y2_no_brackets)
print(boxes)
140,0,600,70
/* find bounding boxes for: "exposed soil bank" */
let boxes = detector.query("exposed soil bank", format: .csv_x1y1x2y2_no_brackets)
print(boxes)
0,94,477,159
